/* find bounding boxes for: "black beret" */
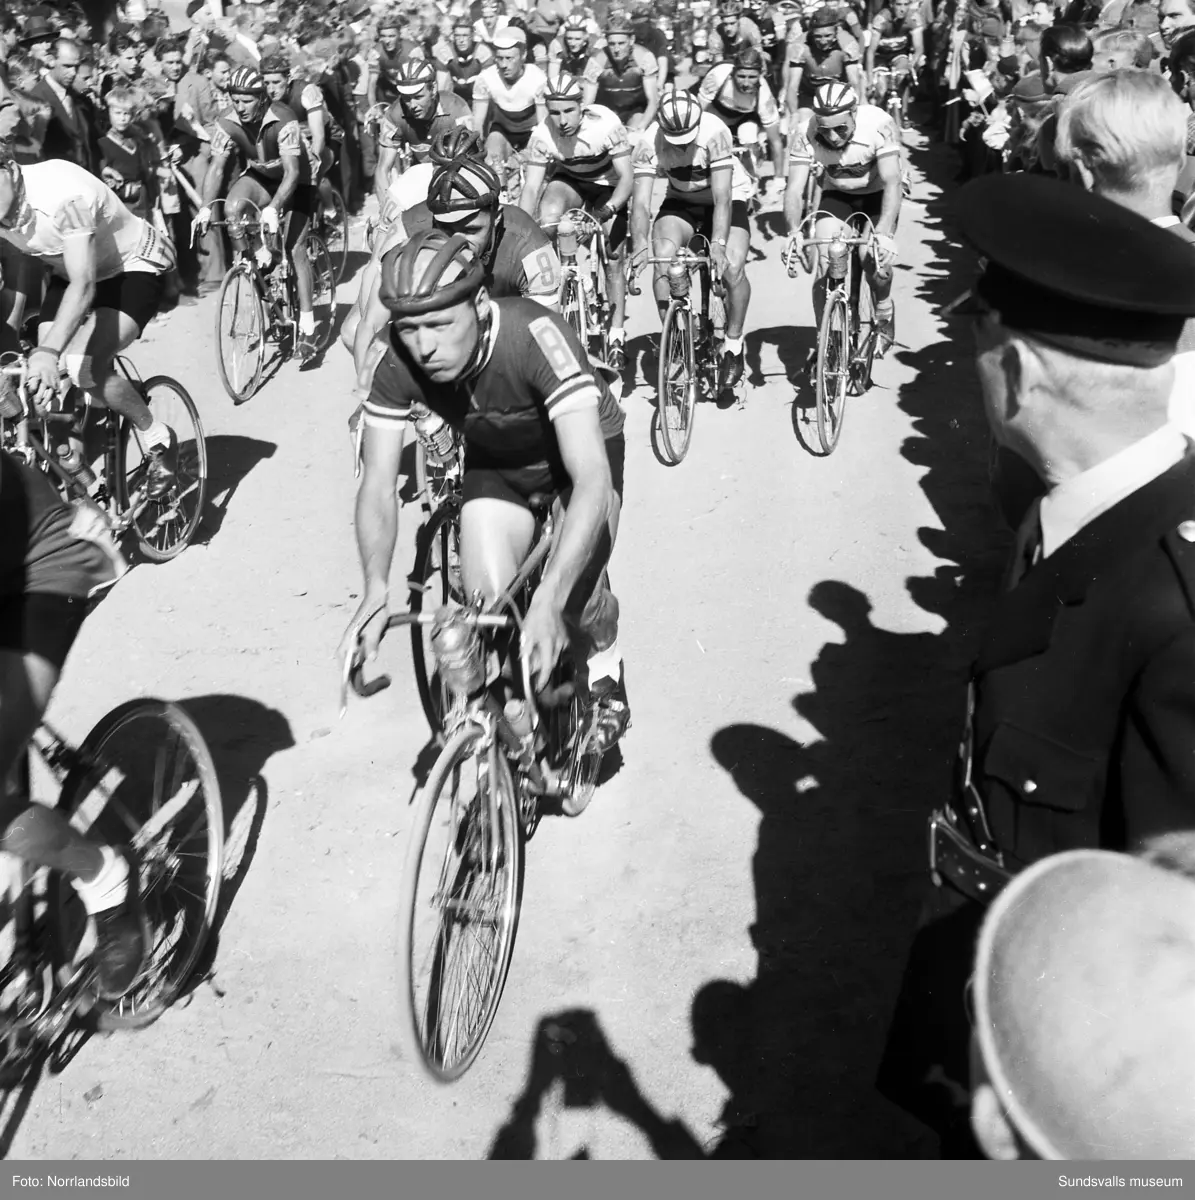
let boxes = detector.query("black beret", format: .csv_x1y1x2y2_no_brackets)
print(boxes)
952,174,1195,366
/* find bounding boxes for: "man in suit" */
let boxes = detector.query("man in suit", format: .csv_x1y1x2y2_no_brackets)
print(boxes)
30,38,93,170
876,172,1195,1156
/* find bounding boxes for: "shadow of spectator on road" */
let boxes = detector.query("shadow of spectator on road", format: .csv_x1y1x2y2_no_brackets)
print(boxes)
197,435,278,544
487,1008,705,1160
175,694,295,991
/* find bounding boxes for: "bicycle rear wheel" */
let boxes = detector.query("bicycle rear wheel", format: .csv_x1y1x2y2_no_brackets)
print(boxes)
321,187,348,283
308,234,337,352
657,300,696,464
815,288,851,455
116,376,208,562
50,699,223,1030
396,723,523,1081
561,272,587,346
214,263,266,403
410,501,465,741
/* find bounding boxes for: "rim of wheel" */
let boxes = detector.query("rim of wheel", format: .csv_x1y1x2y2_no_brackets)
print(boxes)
816,291,851,454
309,235,336,352
120,377,208,562
411,507,465,740
216,266,265,401
401,730,521,1080
53,701,223,1030
658,303,695,464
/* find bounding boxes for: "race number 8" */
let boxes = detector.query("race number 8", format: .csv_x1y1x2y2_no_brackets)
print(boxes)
530,317,582,380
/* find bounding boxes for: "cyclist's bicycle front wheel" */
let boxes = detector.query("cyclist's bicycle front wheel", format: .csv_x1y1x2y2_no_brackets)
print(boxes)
657,299,697,464
397,723,524,1082
308,233,337,352
320,186,348,283
215,262,267,403
410,501,465,740
51,699,224,1030
815,286,852,455
116,376,208,561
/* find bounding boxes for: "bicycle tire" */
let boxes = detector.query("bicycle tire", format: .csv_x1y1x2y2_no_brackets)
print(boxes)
115,376,208,562
561,272,587,347
657,300,696,464
815,288,851,455
50,699,224,1031
558,683,603,818
322,186,349,284
214,263,267,403
396,723,523,1082
308,233,336,352
410,502,465,741
849,279,878,398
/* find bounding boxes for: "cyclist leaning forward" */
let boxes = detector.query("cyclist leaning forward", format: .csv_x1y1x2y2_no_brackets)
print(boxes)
865,0,925,128
0,444,147,999
581,12,660,142
783,82,902,354
197,66,323,365
471,25,548,197
519,70,635,370
341,229,631,751
0,152,178,497
631,87,756,393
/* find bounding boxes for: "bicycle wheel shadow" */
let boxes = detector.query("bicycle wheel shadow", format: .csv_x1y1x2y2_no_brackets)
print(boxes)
487,1007,707,1159
0,1055,45,1159
196,435,277,545
172,694,295,995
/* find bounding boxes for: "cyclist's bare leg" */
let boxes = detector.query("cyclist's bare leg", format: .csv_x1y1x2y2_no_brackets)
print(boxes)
291,230,315,316
650,211,698,324
810,211,846,329
485,129,517,191
536,178,581,235
723,225,751,341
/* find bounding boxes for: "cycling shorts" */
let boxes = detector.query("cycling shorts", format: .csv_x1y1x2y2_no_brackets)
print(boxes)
552,179,628,249
0,592,88,671
462,433,625,511
490,123,534,152
819,189,888,224
42,271,164,336
235,175,316,249
874,53,913,72
654,197,751,239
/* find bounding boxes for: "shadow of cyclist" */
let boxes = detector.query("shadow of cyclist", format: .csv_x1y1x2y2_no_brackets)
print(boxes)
196,435,278,544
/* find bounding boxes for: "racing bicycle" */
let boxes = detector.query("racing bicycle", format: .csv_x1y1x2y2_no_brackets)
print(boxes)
788,210,881,456
0,353,207,563
556,208,615,366
208,200,337,404
0,700,223,1080
342,494,606,1081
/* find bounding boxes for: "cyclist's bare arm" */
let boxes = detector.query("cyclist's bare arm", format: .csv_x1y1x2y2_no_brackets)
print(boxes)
847,61,865,96
519,160,548,218
582,80,599,106
471,94,491,134
709,164,733,251
785,65,804,116
655,54,670,88
306,107,327,161
44,235,97,356
765,121,785,178
534,97,548,126
272,152,302,214
356,419,404,607
911,28,925,67
875,151,902,238
783,160,811,235
375,141,399,205
608,154,634,213
629,172,655,257
352,266,391,382
865,37,878,80
635,72,659,129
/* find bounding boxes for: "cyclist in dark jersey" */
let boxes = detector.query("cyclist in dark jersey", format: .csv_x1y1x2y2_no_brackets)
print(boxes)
442,18,492,108
371,16,426,109
344,137,561,412
785,5,864,115
583,12,661,135
374,58,474,207
199,67,322,362
0,448,147,999
342,230,630,749
550,13,595,77
866,0,925,127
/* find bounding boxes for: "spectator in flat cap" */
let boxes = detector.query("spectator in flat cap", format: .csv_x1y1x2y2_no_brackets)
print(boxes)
878,173,1195,1158
971,845,1195,1159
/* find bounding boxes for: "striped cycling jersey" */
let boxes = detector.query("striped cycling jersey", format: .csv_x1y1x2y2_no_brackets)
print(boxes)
474,63,548,134
788,103,901,193
632,111,754,205
525,104,630,188
583,45,658,120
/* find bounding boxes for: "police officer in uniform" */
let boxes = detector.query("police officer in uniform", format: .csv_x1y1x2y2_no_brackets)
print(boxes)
876,173,1195,1157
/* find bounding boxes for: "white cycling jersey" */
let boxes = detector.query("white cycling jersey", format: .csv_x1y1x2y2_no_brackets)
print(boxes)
0,160,174,281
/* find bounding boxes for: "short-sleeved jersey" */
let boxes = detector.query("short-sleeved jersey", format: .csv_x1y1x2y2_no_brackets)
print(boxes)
698,63,781,131
788,103,901,194
0,450,113,600
391,202,562,304
379,92,473,163
286,80,327,121
443,47,493,105
548,37,592,76
526,104,630,188
365,299,624,496
373,40,428,105
211,102,320,186
870,9,922,59
792,40,861,105
708,15,764,61
786,21,861,65
583,45,658,120
632,112,754,204
0,160,174,281
474,63,549,135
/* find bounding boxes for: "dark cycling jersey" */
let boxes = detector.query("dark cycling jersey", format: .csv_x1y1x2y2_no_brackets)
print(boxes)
375,41,426,106
0,451,110,600
210,102,318,187
583,46,659,121
364,297,624,499
445,52,488,105
379,92,473,163
871,10,920,61
796,43,858,105
395,202,562,303
286,78,343,146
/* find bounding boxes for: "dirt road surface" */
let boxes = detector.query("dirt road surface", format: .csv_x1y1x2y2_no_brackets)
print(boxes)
4,134,1010,1160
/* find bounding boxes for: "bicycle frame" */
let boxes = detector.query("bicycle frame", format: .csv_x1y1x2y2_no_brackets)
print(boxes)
799,208,876,311
557,208,612,345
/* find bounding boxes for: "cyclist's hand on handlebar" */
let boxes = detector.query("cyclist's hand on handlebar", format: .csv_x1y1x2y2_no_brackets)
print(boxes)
194,205,212,233
710,242,729,279
783,234,804,276
337,594,391,672
26,348,59,404
871,232,897,269
520,594,568,694
629,245,648,277
261,204,280,235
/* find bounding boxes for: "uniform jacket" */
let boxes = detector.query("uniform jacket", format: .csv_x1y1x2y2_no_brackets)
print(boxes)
970,448,1195,869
